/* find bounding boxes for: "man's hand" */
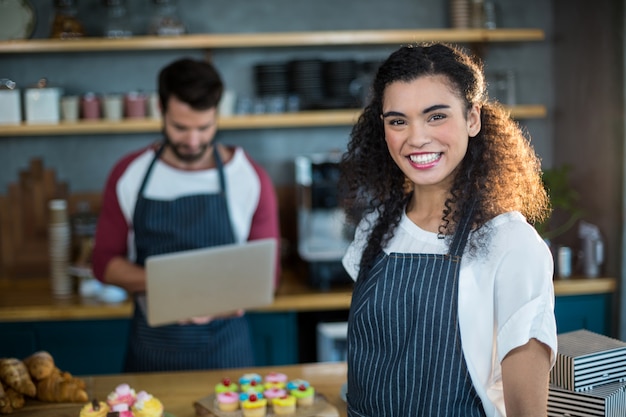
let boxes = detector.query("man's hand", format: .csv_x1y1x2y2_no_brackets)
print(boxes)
178,309,245,325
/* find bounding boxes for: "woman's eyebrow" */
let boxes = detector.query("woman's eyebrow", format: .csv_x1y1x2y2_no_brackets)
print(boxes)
381,111,405,118
423,104,450,113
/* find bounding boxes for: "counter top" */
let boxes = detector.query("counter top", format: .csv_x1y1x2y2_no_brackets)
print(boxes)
0,269,616,322
10,362,348,417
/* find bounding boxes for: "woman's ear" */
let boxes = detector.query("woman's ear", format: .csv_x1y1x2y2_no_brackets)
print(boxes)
467,104,481,138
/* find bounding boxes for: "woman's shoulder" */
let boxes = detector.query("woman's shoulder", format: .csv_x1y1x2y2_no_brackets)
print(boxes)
485,211,549,253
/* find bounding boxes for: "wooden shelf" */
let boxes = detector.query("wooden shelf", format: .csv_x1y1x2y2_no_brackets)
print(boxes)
0,28,544,54
0,105,547,136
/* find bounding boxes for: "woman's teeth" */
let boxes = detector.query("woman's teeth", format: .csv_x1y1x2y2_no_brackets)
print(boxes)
409,153,441,164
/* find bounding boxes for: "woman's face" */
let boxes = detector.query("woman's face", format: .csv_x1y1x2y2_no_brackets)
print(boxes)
382,75,481,193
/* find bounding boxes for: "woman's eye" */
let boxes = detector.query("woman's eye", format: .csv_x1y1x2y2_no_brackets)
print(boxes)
388,118,406,126
428,113,446,122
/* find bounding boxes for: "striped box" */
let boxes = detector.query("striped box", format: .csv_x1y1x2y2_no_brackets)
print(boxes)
551,329,626,392
548,381,626,417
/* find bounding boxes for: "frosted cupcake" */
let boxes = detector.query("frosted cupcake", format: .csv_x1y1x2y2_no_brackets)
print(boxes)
239,373,262,385
272,394,297,415
286,379,309,391
110,403,134,417
290,383,315,407
215,377,239,393
241,393,267,417
263,387,287,406
107,384,137,407
216,391,239,412
132,390,164,417
79,399,109,417
264,372,288,389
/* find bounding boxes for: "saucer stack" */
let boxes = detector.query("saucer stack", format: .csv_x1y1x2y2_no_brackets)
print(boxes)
49,199,72,297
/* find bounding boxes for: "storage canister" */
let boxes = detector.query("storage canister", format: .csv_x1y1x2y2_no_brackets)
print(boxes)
24,78,63,124
0,79,22,125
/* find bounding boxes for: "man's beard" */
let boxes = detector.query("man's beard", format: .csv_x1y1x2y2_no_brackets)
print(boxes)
163,132,212,163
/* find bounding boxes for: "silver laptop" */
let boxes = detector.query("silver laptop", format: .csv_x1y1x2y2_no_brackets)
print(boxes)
144,238,277,327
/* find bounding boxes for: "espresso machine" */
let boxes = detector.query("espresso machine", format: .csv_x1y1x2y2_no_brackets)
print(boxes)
578,221,604,278
295,151,353,289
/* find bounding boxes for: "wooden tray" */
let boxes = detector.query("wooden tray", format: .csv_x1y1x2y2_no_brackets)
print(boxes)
194,393,338,417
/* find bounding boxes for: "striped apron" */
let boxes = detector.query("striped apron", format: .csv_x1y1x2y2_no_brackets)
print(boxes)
124,144,255,372
346,209,486,417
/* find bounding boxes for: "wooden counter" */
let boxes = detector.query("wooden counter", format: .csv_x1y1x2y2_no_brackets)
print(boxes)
10,362,348,417
0,269,616,322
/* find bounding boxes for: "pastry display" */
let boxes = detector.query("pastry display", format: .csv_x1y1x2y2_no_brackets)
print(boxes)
0,351,88,414
196,372,324,417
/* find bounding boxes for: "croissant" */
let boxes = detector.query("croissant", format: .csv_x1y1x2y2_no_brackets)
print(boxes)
23,351,55,380
0,385,25,414
36,368,88,403
0,359,36,397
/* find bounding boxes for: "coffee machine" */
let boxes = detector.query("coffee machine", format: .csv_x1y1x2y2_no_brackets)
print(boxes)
295,152,353,289
578,221,604,278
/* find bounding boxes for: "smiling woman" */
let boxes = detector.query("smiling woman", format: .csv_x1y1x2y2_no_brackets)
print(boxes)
338,42,556,417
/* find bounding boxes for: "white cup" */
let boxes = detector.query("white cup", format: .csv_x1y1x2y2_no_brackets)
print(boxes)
147,92,160,119
60,95,79,122
103,94,123,121
218,90,237,117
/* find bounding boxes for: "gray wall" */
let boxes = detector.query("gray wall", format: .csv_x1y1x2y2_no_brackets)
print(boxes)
1,0,553,193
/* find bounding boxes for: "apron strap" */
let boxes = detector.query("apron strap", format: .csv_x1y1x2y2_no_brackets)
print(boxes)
448,201,476,258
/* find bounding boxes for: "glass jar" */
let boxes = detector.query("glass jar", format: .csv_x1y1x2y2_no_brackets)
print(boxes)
50,0,86,39
148,0,186,36
103,0,133,38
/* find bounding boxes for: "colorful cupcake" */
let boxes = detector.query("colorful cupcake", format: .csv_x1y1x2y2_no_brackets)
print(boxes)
241,379,264,393
215,377,239,393
132,390,164,417
290,382,315,407
263,387,287,403
79,399,110,417
272,394,297,415
216,391,239,412
107,384,137,408
239,373,262,385
110,403,134,417
264,372,288,389
286,379,309,391
241,393,267,417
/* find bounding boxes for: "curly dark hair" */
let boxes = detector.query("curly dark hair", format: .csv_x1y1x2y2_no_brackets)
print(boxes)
339,43,550,274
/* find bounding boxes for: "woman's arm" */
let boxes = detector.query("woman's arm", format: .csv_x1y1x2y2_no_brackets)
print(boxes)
501,337,552,417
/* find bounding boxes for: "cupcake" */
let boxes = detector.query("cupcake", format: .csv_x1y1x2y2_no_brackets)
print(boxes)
132,390,164,417
240,379,264,393
263,387,287,404
264,372,288,389
215,377,239,393
79,399,110,417
239,373,262,386
107,383,137,407
110,403,134,417
216,391,239,412
286,379,309,391
241,393,267,417
272,394,296,415
290,383,315,407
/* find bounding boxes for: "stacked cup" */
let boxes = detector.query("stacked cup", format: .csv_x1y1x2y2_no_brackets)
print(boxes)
49,199,72,297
